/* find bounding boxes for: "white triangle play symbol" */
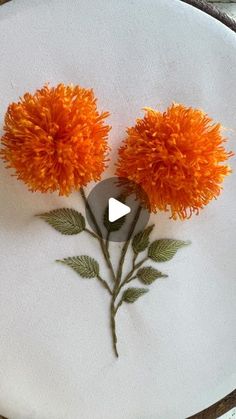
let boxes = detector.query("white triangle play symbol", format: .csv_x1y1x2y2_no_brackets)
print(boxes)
108,198,131,222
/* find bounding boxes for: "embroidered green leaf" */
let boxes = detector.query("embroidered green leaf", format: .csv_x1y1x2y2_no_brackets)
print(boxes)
136,266,168,284
103,196,126,232
148,239,190,262
122,287,148,303
132,225,154,254
57,255,99,278
38,208,85,235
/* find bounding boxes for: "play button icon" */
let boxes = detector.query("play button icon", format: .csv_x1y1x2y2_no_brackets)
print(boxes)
85,177,150,242
108,198,131,222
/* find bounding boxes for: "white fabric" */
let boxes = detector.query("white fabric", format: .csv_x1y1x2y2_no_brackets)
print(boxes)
0,1,236,418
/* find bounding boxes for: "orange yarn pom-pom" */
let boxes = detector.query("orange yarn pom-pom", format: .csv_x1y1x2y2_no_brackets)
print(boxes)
0,84,110,195
116,104,233,219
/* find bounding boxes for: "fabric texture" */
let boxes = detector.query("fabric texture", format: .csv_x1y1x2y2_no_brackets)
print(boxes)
0,1,236,418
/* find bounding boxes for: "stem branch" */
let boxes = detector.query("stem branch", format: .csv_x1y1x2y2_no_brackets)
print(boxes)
126,275,137,284
84,227,99,240
115,298,123,314
116,205,142,284
80,188,116,282
110,298,119,357
80,190,147,357
132,253,137,270
105,231,110,252
97,275,112,295
118,256,148,293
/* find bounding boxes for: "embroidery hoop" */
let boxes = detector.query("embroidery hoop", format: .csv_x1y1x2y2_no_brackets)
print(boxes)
180,3,236,417
180,0,236,32
0,0,235,418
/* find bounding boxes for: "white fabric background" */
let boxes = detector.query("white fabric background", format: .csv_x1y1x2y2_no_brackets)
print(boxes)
0,0,236,418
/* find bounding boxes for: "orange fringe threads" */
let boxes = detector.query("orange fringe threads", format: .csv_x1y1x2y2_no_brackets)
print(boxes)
116,104,233,219
0,84,110,195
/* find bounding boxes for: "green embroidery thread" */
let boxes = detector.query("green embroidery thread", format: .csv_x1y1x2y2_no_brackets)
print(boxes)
38,189,190,357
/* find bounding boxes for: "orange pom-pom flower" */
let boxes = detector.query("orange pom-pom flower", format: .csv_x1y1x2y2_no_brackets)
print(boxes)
116,104,233,219
0,84,110,195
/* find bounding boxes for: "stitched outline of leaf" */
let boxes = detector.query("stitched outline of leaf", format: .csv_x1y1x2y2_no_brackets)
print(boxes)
103,206,126,232
103,195,126,232
38,208,85,235
148,239,190,262
136,267,168,284
57,256,99,278
132,225,154,254
122,287,148,303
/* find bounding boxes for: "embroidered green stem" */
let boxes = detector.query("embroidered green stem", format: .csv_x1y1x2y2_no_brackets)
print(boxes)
39,193,190,358
110,297,119,357
83,195,146,358
110,269,139,355
80,187,122,356
80,187,116,282
132,253,137,270
97,274,112,295
110,233,146,357
126,275,137,284
108,256,148,356
118,256,148,293
116,205,142,284
115,298,123,314
105,230,110,252
84,227,99,240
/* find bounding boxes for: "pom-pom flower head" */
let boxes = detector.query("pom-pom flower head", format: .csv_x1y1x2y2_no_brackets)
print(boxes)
116,104,233,219
0,84,110,195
